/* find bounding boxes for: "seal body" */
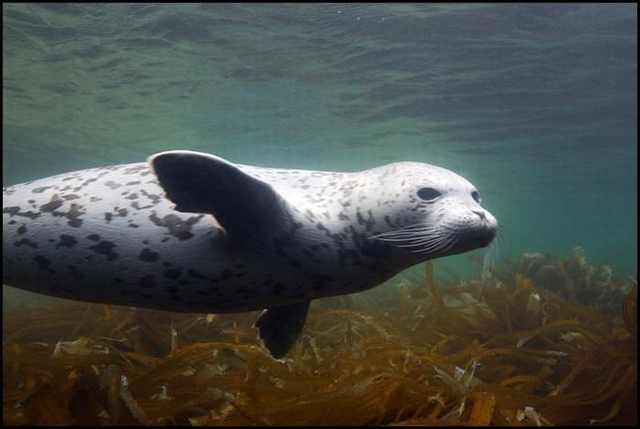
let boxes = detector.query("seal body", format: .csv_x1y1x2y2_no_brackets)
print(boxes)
3,150,497,357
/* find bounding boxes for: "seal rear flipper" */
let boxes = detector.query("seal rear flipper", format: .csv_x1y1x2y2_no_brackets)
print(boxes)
148,150,289,242
254,300,310,359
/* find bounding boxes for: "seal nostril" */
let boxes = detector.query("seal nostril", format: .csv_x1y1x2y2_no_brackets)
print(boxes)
472,210,486,220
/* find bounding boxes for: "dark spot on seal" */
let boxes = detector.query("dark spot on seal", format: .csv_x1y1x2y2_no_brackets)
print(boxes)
116,208,128,217
125,181,141,186
128,223,139,228
81,177,98,187
17,224,27,234
62,194,81,201
15,238,38,248
125,193,139,200
57,234,77,248
87,234,101,241
356,209,376,232
137,275,155,288
104,212,113,223
32,186,53,193
384,215,396,228
140,189,161,204
139,248,160,262
148,212,204,241
131,201,154,210
105,181,122,189
3,206,41,219
40,194,64,212
52,203,85,228
89,240,118,261
8,220,16,225
90,196,103,202
67,204,84,228
33,255,54,273
124,165,147,175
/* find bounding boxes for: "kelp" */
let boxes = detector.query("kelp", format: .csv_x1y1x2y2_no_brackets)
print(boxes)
2,251,637,426
510,247,633,315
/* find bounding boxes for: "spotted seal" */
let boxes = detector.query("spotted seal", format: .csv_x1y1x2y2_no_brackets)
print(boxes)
2,150,497,357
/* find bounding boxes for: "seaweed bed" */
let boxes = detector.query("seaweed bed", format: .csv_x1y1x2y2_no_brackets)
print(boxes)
3,249,637,426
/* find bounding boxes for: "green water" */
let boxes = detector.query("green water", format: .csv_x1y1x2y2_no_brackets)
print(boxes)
3,3,637,276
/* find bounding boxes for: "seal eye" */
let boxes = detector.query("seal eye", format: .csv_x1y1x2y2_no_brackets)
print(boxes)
472,191,481,203
417,187,441,201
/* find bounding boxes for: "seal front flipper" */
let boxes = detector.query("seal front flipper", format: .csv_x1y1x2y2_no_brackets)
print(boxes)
148,150,289,242
254,301,310,359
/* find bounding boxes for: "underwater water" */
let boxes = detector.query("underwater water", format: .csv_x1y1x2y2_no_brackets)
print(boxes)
2,3,637,426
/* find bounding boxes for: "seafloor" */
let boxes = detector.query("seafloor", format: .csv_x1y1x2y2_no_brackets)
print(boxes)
2,249,637,426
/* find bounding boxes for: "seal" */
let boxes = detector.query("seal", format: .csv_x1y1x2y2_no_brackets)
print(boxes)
2,150,497,358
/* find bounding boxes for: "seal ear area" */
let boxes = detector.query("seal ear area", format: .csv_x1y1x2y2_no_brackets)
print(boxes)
148,150,287,239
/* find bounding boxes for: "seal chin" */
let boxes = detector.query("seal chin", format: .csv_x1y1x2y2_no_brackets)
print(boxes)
447,225,496,256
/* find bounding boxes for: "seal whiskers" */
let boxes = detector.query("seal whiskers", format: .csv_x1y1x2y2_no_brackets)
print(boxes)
371,223,456,257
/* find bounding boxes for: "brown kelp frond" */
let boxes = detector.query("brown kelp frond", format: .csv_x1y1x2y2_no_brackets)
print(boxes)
2,248,637,425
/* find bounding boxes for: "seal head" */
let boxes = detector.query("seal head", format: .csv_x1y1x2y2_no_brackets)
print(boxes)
358,161,497,268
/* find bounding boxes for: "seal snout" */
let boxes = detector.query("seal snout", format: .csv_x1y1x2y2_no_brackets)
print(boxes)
478,210,498,246
466,207,497,249
471,207,497,229
472,210,486,221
